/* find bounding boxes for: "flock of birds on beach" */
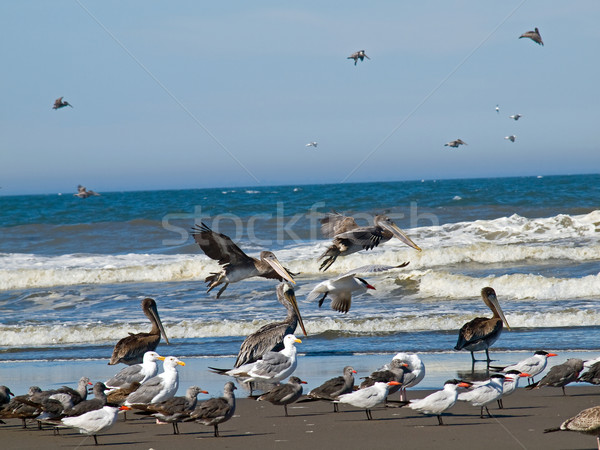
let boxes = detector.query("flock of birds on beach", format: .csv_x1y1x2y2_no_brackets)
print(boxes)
7,24,599,448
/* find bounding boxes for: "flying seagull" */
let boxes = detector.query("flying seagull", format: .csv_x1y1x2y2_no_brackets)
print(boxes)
306,142,318,148
509,114,522,121
519,27,543,46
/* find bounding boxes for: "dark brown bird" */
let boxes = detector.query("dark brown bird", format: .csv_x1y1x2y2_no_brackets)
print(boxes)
444,139,468,148
145,386,208,434
0,386,43,428
189,382,236,437
545,405,600,449
454,287,510,365
257,376,306,416
360,359,409,402
519,27,543,46
302,366,356,412
53,97,73,109
318,212,420,271
191,223,295,298
109,298,169,365
579,361,600,385
234,282,306,368
527,358,584,395
347,50,370,65
62,382,109,417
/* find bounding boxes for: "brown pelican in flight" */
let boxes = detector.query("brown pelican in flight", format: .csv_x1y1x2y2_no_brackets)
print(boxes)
109,298,169,365
233,282,307,368
519,27,543,46
53,97,73,109
444,139,467,148
191,223,295,298
347,50,370,65
318,212,420,271
454,287,510,365
504,135,516,142
308,264,408,313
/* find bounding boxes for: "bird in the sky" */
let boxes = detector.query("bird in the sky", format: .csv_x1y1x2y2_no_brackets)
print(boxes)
509,114,522,121
444,139,467,148
504,135,516,142
306,142,318,148
495,105,500,114
347,50,370,65
53,97,73,110
519,27,543,46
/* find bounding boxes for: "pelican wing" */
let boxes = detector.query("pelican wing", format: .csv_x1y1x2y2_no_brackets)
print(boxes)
320,212,359,238
191,223,253,266
234,322,291,368
455,318,502,350
332,225,385,250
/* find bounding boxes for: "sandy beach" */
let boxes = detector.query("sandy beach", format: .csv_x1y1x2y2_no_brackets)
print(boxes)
2,384,600,449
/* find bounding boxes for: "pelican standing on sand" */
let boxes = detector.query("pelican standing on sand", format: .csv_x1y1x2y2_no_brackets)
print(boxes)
318,211,420,271
234,282,306,368
454,287,510,365
109,298,169,365
125,356,185,405
519,27,544,46
545,405,600,449
191,223,296,298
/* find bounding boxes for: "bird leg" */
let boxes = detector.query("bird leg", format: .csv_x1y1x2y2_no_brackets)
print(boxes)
216,283,229,299
317,293,328,308
173,422,179,435
562,386,566,396
365,409,372,420
497,398,504,409
214,424,219,437
333,403,339,413
93,434,99,445
284,405,289,417
437,415,444,426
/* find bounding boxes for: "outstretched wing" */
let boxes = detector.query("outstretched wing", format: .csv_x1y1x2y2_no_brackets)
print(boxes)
191,223,253,266
320,212,359,238
339,263,409,278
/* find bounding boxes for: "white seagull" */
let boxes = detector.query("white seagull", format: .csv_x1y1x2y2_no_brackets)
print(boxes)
457,373,505,418
61,405,130,445
306,142,318,148
105,351,162,390
492,350,558,385
504,135,516,142
125,356,185,405
495,104,500,114
307,264,407,314
212,334,301,384
406,379,471,425
336,381,401,420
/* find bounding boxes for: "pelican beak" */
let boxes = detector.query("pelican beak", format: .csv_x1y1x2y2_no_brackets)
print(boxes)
150,304,170,345
177,360,186,366
381,220,422,252
294,338,302,344
486,291,511,330
284,288,307,336
266,256,296,285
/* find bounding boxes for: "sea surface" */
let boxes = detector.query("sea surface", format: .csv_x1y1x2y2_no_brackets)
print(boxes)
1,174,600,393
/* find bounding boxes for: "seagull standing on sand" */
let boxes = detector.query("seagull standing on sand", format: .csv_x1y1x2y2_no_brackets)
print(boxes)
336,381,401,420
526,358,584,395
302,366,357,412
406,379,472,425
125,356,185,405
347,50,370,65
545,405,600,449
190,382,236,437
519,27,544,46
257,376,307,416
61,405,130,445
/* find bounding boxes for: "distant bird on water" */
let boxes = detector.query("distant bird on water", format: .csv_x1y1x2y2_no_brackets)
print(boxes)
53,97,73,109
109,298,169,366
545,405,600,449
454,287,510,365
519,27,543,46
347,50,370,65
504,135,516,142
191,223,296,298
444,139,467,148
306,142,318,148
509,113,522,121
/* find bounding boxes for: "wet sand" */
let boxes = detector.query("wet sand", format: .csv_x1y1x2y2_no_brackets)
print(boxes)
2,385,600,449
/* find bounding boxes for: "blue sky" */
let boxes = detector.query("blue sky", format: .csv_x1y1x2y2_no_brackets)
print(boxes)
2,1,599,195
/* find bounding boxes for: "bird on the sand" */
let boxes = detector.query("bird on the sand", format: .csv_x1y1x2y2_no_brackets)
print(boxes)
257,376,307,416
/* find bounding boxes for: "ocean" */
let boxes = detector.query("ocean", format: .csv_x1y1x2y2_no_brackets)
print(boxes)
1,174,599,394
